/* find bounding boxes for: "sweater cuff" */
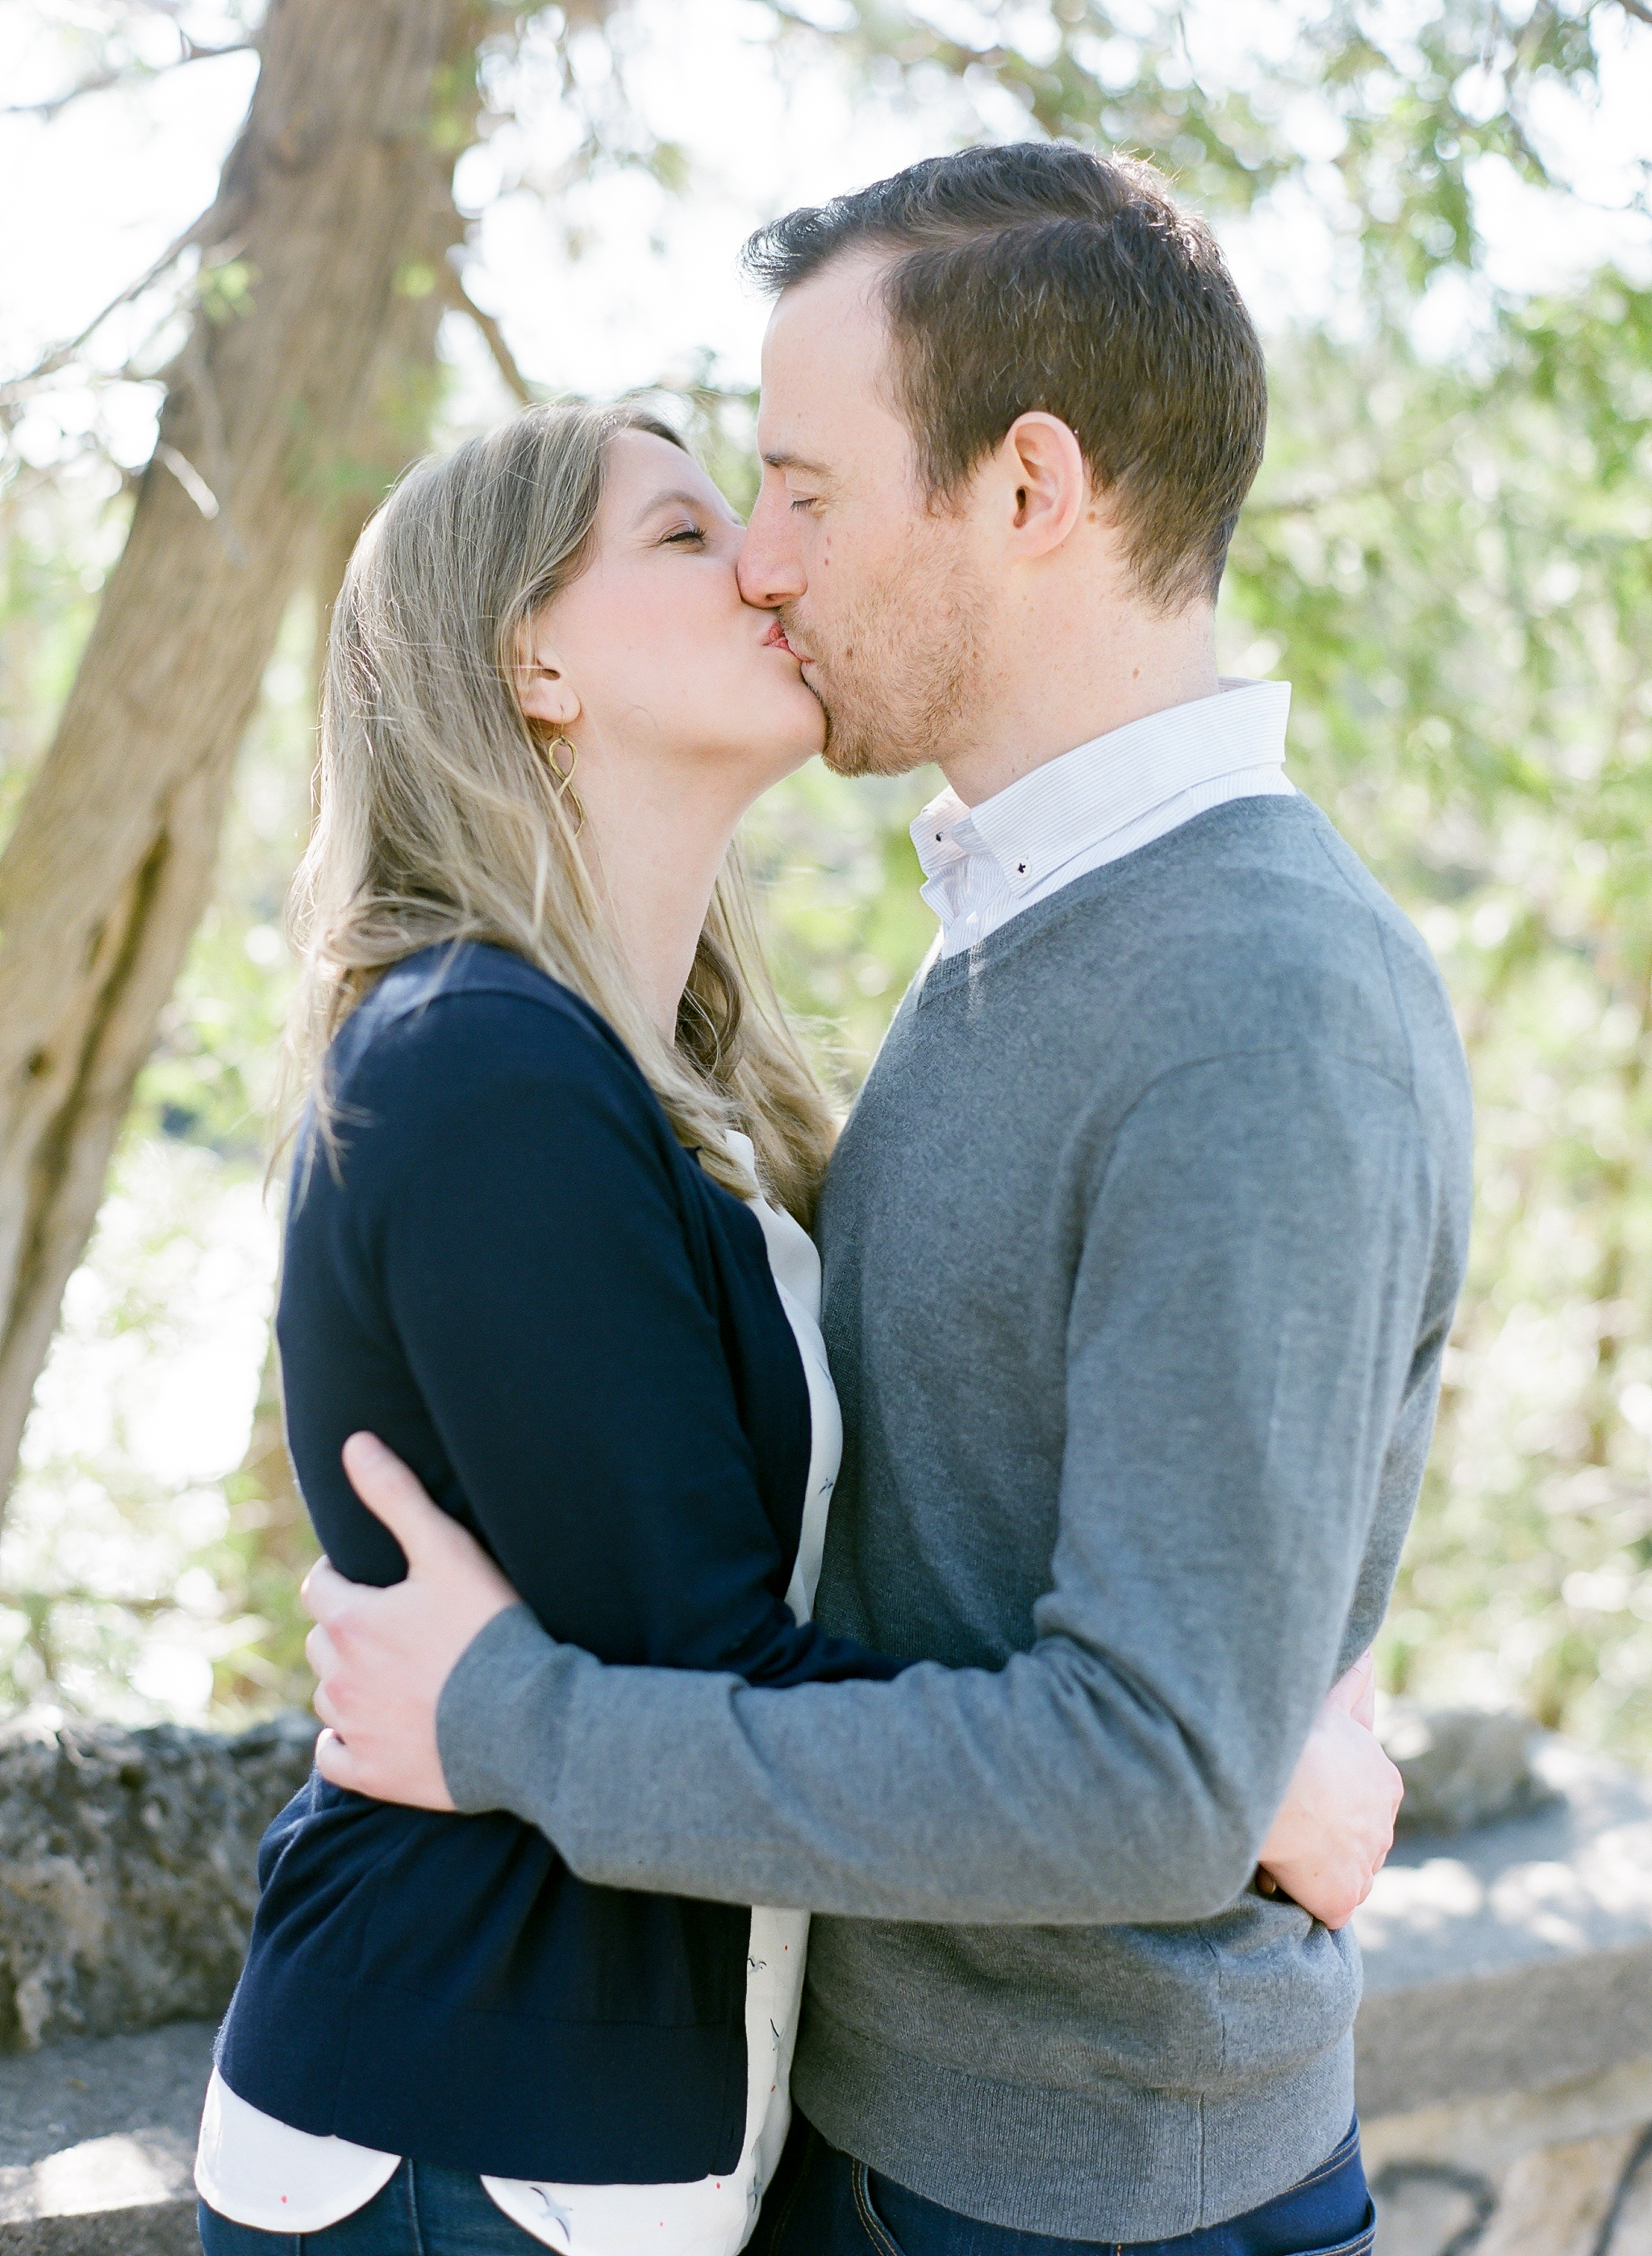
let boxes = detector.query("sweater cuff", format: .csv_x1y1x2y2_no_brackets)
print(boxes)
436,1602,584,1829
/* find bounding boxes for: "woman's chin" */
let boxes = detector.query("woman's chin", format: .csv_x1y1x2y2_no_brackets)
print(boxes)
783,697,830,770
715,687,827,788
759,737,827,789
759,707,829,779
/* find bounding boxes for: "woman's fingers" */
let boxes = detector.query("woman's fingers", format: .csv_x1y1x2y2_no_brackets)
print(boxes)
299,1554,348,1621
1257,1698,1401,1928
315,1727,363,1791
304,1620,337,1681
1325,1648,1376,1728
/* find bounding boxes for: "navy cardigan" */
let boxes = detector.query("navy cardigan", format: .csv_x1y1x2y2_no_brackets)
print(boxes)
217,944,899,2183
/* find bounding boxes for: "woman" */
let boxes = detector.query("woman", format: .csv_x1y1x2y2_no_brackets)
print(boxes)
196,404,1391,2256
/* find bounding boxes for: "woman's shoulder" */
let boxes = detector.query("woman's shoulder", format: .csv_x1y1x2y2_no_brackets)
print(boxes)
341,942,636,1092
316,943,674,1186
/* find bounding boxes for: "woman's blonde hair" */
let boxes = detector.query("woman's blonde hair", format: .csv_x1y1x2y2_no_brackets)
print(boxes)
286,402,836,1222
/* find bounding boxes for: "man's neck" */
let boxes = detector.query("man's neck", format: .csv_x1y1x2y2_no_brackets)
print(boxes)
939,600,1220,809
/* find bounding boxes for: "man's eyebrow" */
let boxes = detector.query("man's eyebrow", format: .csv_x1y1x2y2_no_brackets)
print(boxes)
761,450,831,476
629,486,736,528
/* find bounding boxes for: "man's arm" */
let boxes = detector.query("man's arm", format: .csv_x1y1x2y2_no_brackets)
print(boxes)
315,1446,1399,1924
317,1044,1435,1926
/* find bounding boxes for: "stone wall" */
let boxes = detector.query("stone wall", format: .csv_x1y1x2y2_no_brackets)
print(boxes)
1357,1732,1652,2254
0,1710,317,2054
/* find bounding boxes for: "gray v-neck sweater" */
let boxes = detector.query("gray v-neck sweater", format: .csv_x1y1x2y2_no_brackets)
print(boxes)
439,794,1474,2240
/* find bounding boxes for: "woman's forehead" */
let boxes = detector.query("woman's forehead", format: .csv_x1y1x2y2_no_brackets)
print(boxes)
604,427,728,519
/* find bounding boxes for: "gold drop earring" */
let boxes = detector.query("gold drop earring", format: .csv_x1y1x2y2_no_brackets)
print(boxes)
544,733,586,837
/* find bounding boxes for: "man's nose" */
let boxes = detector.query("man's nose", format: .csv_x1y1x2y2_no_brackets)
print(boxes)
738,483,805,610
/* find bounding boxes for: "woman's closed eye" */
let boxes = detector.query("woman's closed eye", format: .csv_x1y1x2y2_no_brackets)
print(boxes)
661,522,708,548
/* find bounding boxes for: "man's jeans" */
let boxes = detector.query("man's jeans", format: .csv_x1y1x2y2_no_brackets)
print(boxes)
197,2162,544,2254
753,2116,1375,2256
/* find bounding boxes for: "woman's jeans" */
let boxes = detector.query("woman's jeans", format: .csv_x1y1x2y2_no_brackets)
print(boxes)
199,2122,1375,2256
198,2163,544,2254
752,2115,1375,2256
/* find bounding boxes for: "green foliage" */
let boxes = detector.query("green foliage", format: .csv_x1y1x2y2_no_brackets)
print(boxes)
1216,271,1652,1756
0,572,314,1720
0,473,125,844
0,1138,278,1720
745,765,939,1090
204,1336,322,1719
1304,0,1637,289
5,0,1652,1755
127,599,315,1157
768,0,1291,200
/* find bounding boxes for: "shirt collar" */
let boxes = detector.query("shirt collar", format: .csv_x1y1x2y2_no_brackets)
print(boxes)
911,677,1292,896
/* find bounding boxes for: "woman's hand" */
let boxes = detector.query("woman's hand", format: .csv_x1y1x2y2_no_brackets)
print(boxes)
1255,1651,1403,1929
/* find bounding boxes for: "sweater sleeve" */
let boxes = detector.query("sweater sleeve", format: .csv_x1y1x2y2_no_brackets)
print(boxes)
350,987,895,1690
436,1042,1441,1923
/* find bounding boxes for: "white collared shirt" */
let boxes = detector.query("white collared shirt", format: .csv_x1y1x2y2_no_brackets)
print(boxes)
913,678,1294,959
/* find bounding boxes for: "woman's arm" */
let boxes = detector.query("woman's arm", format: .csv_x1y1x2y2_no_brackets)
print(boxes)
303,979,897,1691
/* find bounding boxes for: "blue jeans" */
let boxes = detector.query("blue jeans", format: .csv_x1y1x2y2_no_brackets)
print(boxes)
198,2162,545,2253
752,2116,1375,2256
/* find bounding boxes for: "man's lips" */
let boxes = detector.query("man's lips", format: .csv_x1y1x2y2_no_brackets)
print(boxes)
764,620,811,662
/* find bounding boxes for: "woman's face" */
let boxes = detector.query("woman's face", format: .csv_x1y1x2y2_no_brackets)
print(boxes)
518,429,826,811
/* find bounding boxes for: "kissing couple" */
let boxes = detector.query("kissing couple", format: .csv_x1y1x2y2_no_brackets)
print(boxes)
194,140,1472,2256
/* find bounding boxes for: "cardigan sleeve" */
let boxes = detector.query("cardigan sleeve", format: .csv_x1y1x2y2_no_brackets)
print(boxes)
334,984,897,1690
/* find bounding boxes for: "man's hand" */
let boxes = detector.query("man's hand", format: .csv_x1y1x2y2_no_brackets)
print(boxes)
1255,1651,1403,1930
303,1433,519,1809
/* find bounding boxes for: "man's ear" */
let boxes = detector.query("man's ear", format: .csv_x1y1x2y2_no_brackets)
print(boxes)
514,618,582,730
999,412,1088,559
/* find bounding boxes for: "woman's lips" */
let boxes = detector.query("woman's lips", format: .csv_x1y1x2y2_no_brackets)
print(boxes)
764,620,807,660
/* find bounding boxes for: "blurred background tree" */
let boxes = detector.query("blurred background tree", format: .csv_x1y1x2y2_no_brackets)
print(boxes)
2,0,1650,1754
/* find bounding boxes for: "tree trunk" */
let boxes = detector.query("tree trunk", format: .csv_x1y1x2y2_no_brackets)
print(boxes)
0,0,488,1514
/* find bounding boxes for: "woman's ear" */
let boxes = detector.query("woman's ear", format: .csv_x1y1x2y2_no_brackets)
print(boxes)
514,618,582,730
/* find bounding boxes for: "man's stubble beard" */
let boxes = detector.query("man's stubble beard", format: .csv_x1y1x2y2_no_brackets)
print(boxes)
782,527,991,780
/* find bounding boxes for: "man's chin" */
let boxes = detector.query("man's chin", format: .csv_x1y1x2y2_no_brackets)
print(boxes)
820,735,878,779
821,717,923,781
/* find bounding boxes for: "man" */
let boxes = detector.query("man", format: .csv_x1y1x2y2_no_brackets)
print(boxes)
303,143,1471,2253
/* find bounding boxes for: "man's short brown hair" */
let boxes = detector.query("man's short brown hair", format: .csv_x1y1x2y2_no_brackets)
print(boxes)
743,143,1266,609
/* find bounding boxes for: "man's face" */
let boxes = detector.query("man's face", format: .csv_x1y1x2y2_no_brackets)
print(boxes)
739,254,991,779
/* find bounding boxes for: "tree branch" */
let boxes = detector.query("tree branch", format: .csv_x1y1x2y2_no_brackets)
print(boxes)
0,215,220,407
1613,0,1652,24
7,1585,186,1617
438,261,536,404
2,40,256,122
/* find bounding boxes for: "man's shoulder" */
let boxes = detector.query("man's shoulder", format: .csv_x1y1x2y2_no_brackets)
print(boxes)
1112,795,1426,969
1048,797,1459,1085
876,796,1466,1151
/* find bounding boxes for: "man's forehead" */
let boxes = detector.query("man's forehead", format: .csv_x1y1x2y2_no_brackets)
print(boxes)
761,255,888,375
757,255,902,453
